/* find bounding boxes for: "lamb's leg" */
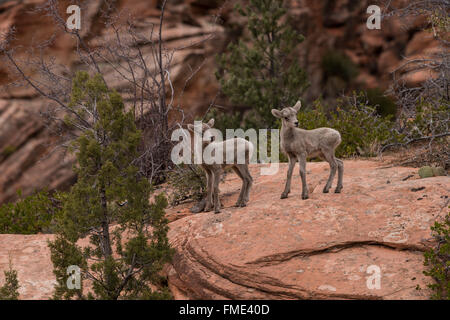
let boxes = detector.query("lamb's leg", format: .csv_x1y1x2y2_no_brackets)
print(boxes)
236,164,253,206
204,167,214,212
281,154,296,199
213,168,223,213
232,166,245,207
335,158,344,193
323,151,338,194
298,154,309,200
241,165,253,204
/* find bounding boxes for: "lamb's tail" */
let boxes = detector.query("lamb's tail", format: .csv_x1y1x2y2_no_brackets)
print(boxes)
335,130,342,148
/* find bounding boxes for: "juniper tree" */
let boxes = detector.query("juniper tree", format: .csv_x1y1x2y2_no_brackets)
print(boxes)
0,261,20,300
215,0,309,129
48,72,173,300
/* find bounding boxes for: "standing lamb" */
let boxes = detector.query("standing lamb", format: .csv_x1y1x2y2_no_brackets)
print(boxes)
187,119,254,213
271,101,343,200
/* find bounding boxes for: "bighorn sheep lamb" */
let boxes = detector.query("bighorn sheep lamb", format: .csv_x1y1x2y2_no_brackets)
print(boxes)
271,101,343,200
187,119,254,213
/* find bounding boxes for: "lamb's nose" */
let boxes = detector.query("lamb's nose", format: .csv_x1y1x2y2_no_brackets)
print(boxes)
294,122,299,127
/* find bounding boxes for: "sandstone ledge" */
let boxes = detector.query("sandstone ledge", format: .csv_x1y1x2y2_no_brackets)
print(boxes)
167,160,448,299
0,160,449,299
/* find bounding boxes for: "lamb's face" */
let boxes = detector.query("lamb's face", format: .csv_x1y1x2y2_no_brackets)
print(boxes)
271,101,302,128
280,107,299,128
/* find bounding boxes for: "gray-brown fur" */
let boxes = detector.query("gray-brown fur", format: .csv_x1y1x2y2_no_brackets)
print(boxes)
271,101,344,200
188,119,254,213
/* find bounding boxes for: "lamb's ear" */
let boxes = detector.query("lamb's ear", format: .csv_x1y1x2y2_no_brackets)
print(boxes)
187,124,195,132
271,109,282,118
207,118,215,127
293,100,302,112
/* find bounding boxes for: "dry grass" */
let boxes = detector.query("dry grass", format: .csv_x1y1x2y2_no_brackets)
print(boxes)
381,139,450,171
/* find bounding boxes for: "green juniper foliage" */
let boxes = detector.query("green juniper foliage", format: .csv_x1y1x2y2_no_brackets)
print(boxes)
296,92,398,158
423,212,450,300
0,190,56,234
214,0,309,130
48,72,173,300
366,88,397,119
321,51,359,83
0,261,20,300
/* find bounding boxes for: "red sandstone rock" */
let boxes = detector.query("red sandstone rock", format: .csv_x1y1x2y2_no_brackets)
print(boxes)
1,160,448,300
378,49,401,74
405,31,439,57
0,234,56,300
167,160,448,299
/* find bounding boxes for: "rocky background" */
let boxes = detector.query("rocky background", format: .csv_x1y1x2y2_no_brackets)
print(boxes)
0,0,441,204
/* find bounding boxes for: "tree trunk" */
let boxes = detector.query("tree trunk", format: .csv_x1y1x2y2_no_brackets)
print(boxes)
100,187,112,258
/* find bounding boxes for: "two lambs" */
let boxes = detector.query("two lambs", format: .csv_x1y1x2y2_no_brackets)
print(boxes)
188,100,343,214
187,119,254,214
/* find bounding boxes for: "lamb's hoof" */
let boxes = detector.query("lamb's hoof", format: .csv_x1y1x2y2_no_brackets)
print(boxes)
335,188,342,194
214,209,221,214
302,194,309,200
323,188,329,194
280,193,288,199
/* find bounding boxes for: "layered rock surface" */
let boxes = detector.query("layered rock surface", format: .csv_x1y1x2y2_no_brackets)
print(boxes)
1,160,448,299
167,160,449,299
